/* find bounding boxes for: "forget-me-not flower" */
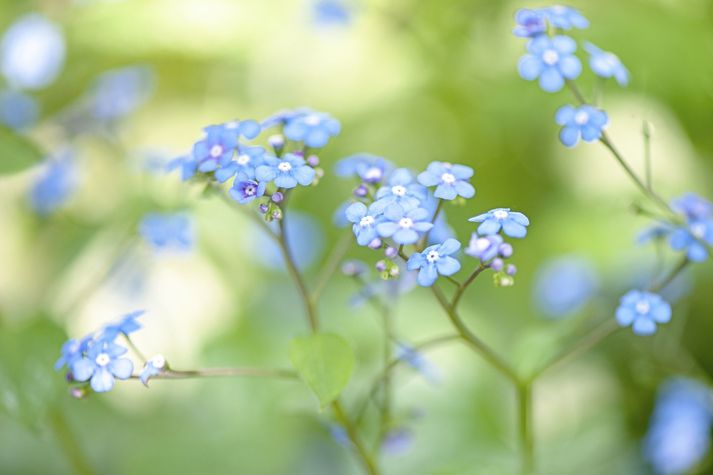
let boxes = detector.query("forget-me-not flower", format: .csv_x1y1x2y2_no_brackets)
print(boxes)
229,176,266,204
214,145,266,183
192,126,237,173
668,220,713,262
417,162,475,200
519,35,582,92
255,153,316,188
335,153,393,184
376,205,433,245
513,9,547,38
555,104,608,147
71,340,134,393
465,232,504,262
99,310,145,342
55,335,93,371
284,110,340,148
584,42,629,86
345,202,382,246
543,5,589,30
373,168,426,212
140,354,166,387
615,290,672,335
671,193,712,222
139,212,194,251
533,256,598,318
88,66,154,121
28,151,78,215
469,208,530,238
0,89,39,130
407,238,461,287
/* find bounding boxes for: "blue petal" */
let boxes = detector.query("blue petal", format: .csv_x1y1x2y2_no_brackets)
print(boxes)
477,219,502,235
255,165,276,182
632,317,657,336
109,358,133,379
305,129,329,148
417,265,438,287
436,256,461,276
581,124,602,142
616,306,635,326
274,174,298,189
518,55,542,81
434,184,457,200
454,181,475,198
552,35,577,54
417,171,440,187
345,202,367,222
71,358,95,381
376,222,400,237
555,105,575,125
239,119,261,139
509,212,529,226
502,220,527,238
539,67,564,92
90,367,115,392
558,56,582,79
393,228,419,245
293,165,316,186
438,238,461,255
560,126,580,147
407,253,425,270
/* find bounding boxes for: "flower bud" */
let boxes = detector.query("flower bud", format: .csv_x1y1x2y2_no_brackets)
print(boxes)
271,192,284,203
375,260,388,272
307,155,320,167
385,246,398,259
506,264,517,276
354,184,368,198
259,203,269,214
498,243,513,258
368,237,382,249
491,258,504,271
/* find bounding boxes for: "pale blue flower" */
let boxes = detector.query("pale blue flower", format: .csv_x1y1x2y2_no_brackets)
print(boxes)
543,5,589,30
396,343,441,384
464,232,503,262
55,335,93,371
372,168,426,212
139,212,193,251
229,176,266,204
615,290,671,335
584,42,629,86
71,340,134,393
345,202,382,246
417,162,475,200
555,104,608,147
0,89,39,130
89,66,154,121
513,9,547,38
668,220,713,262
28,150,78,215
376,205,433,245
283,110,340,148
192,125,238,174
255,153,316,188
533,256,598,318
382,428,414,456
335,154,393,183
214,145,266,183
670,193,712,222
469,208,530,238
139,354,166,387
407,239,461,287
519,35,582,92
313,0,352,26
99,310,145,342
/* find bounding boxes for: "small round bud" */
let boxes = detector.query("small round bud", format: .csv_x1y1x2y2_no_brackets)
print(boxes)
389,266,400,278
259,204,269,214
354,184,369,198
307,155,320,167
292,150,304,157
498,243,513,258
368,237,382,249
268,134,285,151
271,192,284,203
70,387,87,399
385,246,398,259
65,372,75,383
490,258,504,272
150,354,167,369
315,168,325,179
271,209,282,220
375,260,388,272
341,260,366,277
506,264,517,276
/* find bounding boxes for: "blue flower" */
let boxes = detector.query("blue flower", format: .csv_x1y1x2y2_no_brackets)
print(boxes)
55,335,93,371
0,89,39,130
250,211,324,271
543,5,589,30
1,14,65,90
464,232,504,262
261,108,308,129
407,238,461,287
139,212,194,251
313,0,352,26
615,290,671,335
206,119,261,141
255,153,316,188
192,125,238,174
382,428,414,456
373,168,426,212
644,378,712,475
345,202,382,246
584,42,629,86
88,66,154,121
555,104,608,147
670,193,712,222
395,343,441,384
28,150,78,215
71,340,134,393
668,220,713,262
283,110,340,148
513,9,547,38
469,208,530,238
335,153,393,183
533,256,598,318
518,35,582,92
139,354,166,387
99,310,145,342
214,145,266,183
417,162,475,200
376,205,433,245
229,176,266,204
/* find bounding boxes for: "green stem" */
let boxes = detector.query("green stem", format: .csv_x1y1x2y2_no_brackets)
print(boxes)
133,367,298,380
517,383,534,474
332,400,380,475
377,302,394,447
48,408,94,475
451,264,488,309
418,199,444,250
643,121,653,191
650,257,689,293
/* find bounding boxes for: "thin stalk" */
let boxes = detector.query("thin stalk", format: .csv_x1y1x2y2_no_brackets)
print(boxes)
650,257,689,293
123,335,148,364
377,302,394,446
418,199,444,250
643,121,653,191
332,400,380,475
132,367,298,380
517,383,534,474
312,229,353,302
48,408,94,475
451,264,488,309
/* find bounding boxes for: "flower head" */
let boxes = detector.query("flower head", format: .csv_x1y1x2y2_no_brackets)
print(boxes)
71,340,134,393
615,290,671,335
407,238,461,287
395,343,441,384
668,220,713,262
28,150,78,215
255,153,316,188
533,256,598,318
88,66,154,121
139,212,193,251
417,162,475,200
584,42,629,86
373,168,427,212
513,9,547,38
555,104,608,147
518,35,582,92
376,205,433,245
55,335,93,371
671,193,713,222
140,354,167,387
465,232,504,262
0,89,39,130
345,202,383,246
99,310,145,342
335,154,393,184
543,5,589,30
192,126,238,173
283,110,340,148
229,176,266,204
469,208,530,238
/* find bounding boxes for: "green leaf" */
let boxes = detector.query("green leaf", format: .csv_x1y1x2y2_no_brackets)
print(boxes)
0,125,44,175
289,333,355,408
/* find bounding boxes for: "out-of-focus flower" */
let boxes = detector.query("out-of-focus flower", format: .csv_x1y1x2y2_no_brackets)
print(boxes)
99,310,145,342
417,162,475,201
28,150,78,215
465,233,504,262
283,110,340,148
469,208,530,238
396,343,441,384
376,205,433,245
192,125,238,174
55,335,93,371
88,66,154,121
71,340,133,393
670,193,713,222
1,14,65,90
555,104,608,147
335,154,393,184
255,153,316,189
584,42,629,86
615,290,671,335
533,256,598,318
407,239,461,287
251,211,324,270
140,354,166,387
513,9,547,38
139,212,194,251
0,89,39,130
644,378,713,475
518,35,581,93
382,428,414,456
543,5,589,30
668,221,713,262
313,0,352,26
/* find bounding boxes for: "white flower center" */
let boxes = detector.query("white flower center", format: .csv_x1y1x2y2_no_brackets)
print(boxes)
493,209,509,220
150,354,166,369
304,114,321,126
635,301,650,315
474,237,491,253
359,216,375,227
391,185,407,197
604,52,619,67
245,184,256,196
551,5,566,14
364,167,382,181
237,154,250,165
441,173,456,185
209,145,224,158
691,223,706,239
542,49,559,66
278,161,292,172
225,121,239,129
574,111,589,125
426,250,440,263
399,217,414,229
95,353,110,367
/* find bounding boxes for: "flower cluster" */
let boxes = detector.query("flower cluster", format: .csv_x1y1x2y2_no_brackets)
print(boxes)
337,156,529,288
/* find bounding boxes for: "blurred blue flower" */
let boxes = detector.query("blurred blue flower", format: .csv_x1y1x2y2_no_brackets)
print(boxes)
373,168,426,212
668,221,713,262
615,290,671,335
345,202,382,246
261,108,308,129
543,5,589,30
555,104,608,147
644,378,713,475
376,205,433,245
208,119,261,141
0,89,39,130
417,162,475,200
533,256,598,318
513,9,547,38
28,150,78,215
255,153,316,188
407,238,461,287
328,423,350,447
465,232,504,262
396,343,441,384
1,14,65,90
88,66,154,121
382,428,414,456
251,211,324,271
335,153,393,184
518,35,582,92
192,125,238,174
670,193,712,222
71,340,133,393
283,110,340,148
139,212,194,251
584,42,629,86
469,208,530,238
313,0,352,26
140,354,166,387
99,310,145,342
55,335,93,371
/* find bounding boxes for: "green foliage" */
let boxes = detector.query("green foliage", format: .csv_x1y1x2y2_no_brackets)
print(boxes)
0,126,44,175
289,333,355,408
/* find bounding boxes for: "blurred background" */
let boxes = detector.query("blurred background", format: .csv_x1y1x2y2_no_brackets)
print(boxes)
1,0,713,474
